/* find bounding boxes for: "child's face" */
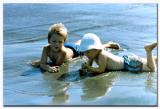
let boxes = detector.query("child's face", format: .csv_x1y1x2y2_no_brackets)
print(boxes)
49,34,65,52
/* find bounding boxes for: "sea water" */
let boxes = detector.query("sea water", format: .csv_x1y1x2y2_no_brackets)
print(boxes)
3,4,157,106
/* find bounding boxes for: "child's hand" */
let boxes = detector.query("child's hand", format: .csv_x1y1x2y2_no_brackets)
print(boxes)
82,62,90,69
79,68,88,76
48,66,59,73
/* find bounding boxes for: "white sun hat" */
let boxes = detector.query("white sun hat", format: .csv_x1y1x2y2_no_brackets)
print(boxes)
79,33,103,52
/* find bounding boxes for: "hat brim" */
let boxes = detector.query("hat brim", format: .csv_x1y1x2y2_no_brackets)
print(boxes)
80,45,103,52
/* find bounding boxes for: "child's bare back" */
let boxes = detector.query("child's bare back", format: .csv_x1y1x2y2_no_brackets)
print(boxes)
100,50,124,71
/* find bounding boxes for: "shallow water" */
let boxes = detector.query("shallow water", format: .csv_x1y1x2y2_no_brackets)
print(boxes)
3,3,157,106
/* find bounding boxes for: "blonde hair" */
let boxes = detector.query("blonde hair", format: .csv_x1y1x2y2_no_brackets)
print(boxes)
48,23,68,43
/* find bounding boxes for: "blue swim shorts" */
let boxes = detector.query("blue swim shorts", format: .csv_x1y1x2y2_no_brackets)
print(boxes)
64,42,83,57
123,55,143,72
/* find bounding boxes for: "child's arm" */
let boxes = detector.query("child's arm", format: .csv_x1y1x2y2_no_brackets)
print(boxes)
84,54,107,73
40,46,59,73
81,59,93,69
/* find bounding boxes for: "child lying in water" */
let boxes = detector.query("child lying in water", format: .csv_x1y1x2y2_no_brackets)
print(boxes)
79,33,157,73
32,23,121,73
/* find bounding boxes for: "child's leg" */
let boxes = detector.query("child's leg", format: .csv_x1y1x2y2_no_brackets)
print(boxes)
143,42,157,72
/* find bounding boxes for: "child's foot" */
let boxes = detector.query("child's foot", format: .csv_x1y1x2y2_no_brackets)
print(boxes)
144,42,157,52
154,56,157,64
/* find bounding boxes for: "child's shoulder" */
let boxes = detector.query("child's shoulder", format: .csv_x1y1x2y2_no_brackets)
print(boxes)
42,44,50,52
63,47,74,59
43,44,50,49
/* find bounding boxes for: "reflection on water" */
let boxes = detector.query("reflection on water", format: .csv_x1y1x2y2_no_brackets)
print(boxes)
42,73,70,104
81,72,117,101
42,62,71,104
52,91,69,104
145,72,157,94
